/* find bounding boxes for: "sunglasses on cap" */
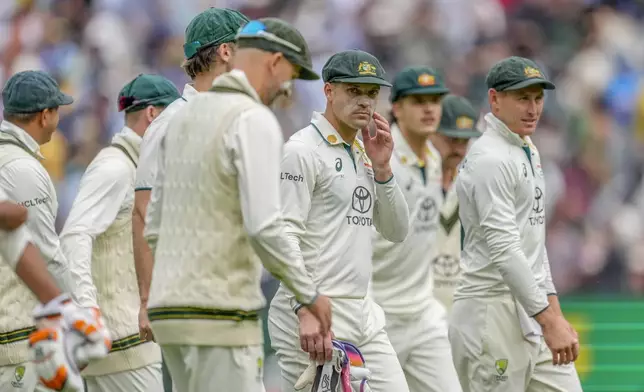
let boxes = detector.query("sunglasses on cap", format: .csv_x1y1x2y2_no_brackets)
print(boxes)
236,20,302,54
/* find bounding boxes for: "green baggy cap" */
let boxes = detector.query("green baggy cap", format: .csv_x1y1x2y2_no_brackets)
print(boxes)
438,95,482,138
184,8,249,59
390,66,449,102
118,74,181,113
322,50,391,87
2,70,73,114
236,18,319,80
486,56,555,92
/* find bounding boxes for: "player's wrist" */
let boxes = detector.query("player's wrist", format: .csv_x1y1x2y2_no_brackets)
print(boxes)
373,165,393,183
533,305,556,328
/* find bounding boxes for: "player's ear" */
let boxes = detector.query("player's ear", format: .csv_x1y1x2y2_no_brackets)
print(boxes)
217,43,234,63
144,105,157,123
488,88,499,110
324,82,334,101
391,101,402,121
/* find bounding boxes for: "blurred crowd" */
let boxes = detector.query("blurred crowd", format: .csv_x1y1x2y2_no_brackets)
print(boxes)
2,0,644,296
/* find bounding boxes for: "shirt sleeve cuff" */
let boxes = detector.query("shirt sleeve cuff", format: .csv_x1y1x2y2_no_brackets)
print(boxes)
375,174,395,185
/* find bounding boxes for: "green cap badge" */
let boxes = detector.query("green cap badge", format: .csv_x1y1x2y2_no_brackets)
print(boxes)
322,50,391,87
184,8,249,59
486,56,555,92
438,95,481,139
117,74,181,113
390,66,449,102
2,70,73,114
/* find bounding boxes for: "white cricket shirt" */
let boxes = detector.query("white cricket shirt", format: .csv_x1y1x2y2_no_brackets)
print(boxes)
371,124,444,315
455,113,555,324
60,127,141,308
279,112,410,302
0,121,73,293
134,84,197,192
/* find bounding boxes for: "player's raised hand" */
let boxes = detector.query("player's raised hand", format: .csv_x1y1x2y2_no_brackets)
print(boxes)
361,112,393,168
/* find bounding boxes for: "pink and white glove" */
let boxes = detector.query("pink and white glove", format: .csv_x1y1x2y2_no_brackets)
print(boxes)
28,294,111,391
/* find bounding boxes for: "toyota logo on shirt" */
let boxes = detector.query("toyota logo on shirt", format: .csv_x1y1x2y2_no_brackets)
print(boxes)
351,186,372,214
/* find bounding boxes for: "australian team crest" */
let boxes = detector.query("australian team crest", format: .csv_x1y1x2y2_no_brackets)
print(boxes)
524,66,542,79
357,61,377,76
12,365,25,387
495,359,509,381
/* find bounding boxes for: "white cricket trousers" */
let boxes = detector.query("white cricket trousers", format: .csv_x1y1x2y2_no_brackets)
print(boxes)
160,344,266,392
449,295,583,392
385,300,462,392
84,363,164,392
0,362,48,392
268,288,409,392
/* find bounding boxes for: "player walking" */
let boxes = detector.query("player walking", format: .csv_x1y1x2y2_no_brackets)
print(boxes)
143,18,332,392
60,74,180,392
428,94,481,313
0,70,109,392
268,49,411,392
132,7,249,343
371,66,461,392
450,56,582,392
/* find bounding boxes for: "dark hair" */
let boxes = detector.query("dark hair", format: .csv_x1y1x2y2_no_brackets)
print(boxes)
1,107,59,124
182,42,235,79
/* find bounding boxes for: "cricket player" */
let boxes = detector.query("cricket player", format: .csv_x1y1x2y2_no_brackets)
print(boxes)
143,18,332,392
0,195,111,392
450,56,582,392
132,7,249,344
0,69,78,391
428,95,481,313
268,49,411,392
59,74,181,392
371,66,461,392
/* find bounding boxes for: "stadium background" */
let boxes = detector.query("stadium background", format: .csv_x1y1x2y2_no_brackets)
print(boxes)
2,0,644,390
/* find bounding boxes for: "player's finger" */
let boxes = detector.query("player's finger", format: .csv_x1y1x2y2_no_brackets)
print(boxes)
564,346,573,365
552,349,560,366
307,337,317,360
314,336,326,362
300,336,308,353
572,341,580,361
361,127,372,142
372,111,388,125
324,332,333,361
372,116,390,133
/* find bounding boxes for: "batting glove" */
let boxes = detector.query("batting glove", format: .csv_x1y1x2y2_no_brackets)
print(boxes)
28,294,111,391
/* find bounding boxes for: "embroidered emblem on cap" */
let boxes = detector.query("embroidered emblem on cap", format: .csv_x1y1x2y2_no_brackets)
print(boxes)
524,67,542,78
417,73,435,86
456,116,474,129
358,62,377,76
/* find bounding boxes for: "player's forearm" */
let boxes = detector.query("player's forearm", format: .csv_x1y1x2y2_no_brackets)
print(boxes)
62,234,99,308
484,227,549,316
540,250,557,295
15,243,62,304
133,210,154,305
248,223,317,305
373,175,409,243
